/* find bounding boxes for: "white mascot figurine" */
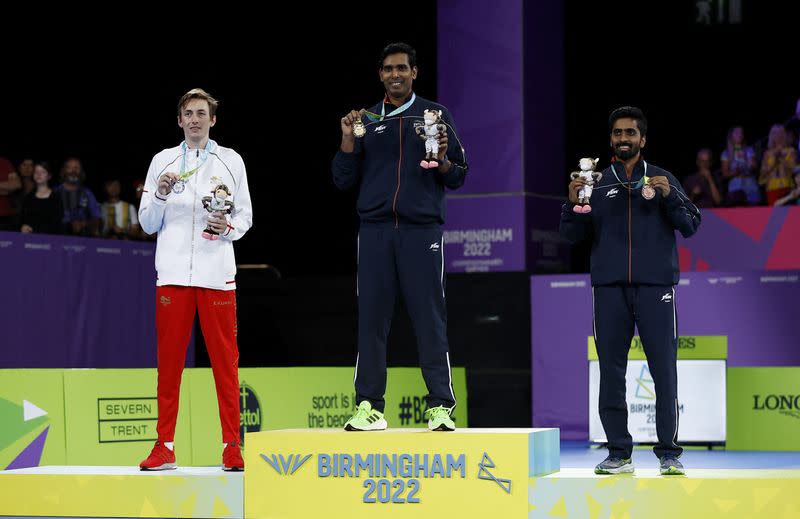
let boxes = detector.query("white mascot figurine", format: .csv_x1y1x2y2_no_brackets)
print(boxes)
570,157,602,214
201,184,234,240
416,109,447,169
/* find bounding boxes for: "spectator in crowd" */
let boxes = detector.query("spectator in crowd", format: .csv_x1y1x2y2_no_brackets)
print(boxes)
683,148,723,208
11,158,35,222
20,162,63,234
0,155,22,230
783,97,800,149
131,178,156,241
101,179,140,239
55,157,101,236
773,168,800,206
759,124,797,205
720,126,760,205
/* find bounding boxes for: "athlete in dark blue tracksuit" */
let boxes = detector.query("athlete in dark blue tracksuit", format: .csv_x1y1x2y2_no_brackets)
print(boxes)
332,43,468,432
560,107,701,475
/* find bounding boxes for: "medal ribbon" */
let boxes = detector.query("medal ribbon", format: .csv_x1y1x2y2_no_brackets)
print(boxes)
179,139,216,181
611,161,649,190
363,93,417,122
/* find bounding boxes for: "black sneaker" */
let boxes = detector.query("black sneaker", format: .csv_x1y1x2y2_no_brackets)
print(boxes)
594,456,634,474
659,456,685,475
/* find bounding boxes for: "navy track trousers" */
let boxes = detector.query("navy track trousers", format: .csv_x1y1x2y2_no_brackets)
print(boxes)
593,284,683,459
354,224,457,413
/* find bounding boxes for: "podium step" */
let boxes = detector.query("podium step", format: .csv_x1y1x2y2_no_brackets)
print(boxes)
244,427,560,518
0,466,242,518
530,468,800,518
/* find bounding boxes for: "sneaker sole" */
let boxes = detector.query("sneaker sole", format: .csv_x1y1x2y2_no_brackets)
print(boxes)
660,466,685,476
428,423,456,431
140,463,177,471
594,465,634,475
344,418,388,431
222,465,244,472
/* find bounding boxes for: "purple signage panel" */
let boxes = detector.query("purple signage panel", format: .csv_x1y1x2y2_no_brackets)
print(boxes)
531,271,800,439
0,232,194,369
678,206,800,271
438,0,523,194
527,195,571,273
443,195,526,272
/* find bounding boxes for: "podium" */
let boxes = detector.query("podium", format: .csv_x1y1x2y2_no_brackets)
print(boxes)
0,466,242,518
244,428,560,518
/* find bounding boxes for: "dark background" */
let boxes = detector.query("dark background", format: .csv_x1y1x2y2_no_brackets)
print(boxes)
4,3,798,276
2,5,437,277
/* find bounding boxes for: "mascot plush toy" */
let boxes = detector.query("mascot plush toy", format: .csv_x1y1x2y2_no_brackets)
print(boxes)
201,184,234,240
416,109,447,169
570,157,602,213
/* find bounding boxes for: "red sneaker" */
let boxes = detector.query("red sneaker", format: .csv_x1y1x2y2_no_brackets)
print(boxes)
222,442,244,471
139,441,177,471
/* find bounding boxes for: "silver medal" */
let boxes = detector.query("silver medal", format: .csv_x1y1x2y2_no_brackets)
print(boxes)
172,179,185,194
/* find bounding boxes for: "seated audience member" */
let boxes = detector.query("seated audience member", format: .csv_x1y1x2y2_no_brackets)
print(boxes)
720,126,760,205
0,155,22,230
683,148,723,208
20,162,64,234
101,179,140,239
759,124,797,206
55,157,101,236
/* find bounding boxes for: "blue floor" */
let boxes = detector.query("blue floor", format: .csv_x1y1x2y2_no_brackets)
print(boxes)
560,440,800,469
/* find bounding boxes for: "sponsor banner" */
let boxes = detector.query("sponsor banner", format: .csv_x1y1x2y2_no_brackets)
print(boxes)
727,367,800,450
62,369,193,465
589,360,726,443
2,368,466,467
587,336,727,360
531,271,800,439
0,370,66,469
443,195,525,272
678,206,800,271
245,428,559,518
188,367,468,466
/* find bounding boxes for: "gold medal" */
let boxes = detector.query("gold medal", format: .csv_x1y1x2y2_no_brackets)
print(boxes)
353,120,366,138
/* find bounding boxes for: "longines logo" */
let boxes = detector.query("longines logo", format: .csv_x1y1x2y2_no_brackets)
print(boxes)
477,453,511,494
752,394,800,419
260,453,311,475
631,337,696,351
240,383,262,444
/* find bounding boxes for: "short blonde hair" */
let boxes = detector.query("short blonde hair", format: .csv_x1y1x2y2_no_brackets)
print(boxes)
178,88,219,117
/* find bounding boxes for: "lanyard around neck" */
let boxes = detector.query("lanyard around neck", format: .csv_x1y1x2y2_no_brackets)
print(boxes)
612,160,649,189
179,140,215,181
378,93,416,120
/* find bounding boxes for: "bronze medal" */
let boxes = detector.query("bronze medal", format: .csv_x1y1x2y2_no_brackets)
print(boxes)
642,184,655,200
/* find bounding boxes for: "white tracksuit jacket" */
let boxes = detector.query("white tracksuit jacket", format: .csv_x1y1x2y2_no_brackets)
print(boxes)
138,140,253,290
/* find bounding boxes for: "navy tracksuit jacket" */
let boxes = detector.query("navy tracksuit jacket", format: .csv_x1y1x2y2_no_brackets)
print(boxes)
560,159,701,459
332,94,468,413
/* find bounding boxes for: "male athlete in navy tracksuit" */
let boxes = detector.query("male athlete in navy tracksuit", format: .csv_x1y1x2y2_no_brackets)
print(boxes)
560,106,701,475
332,43,468,432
